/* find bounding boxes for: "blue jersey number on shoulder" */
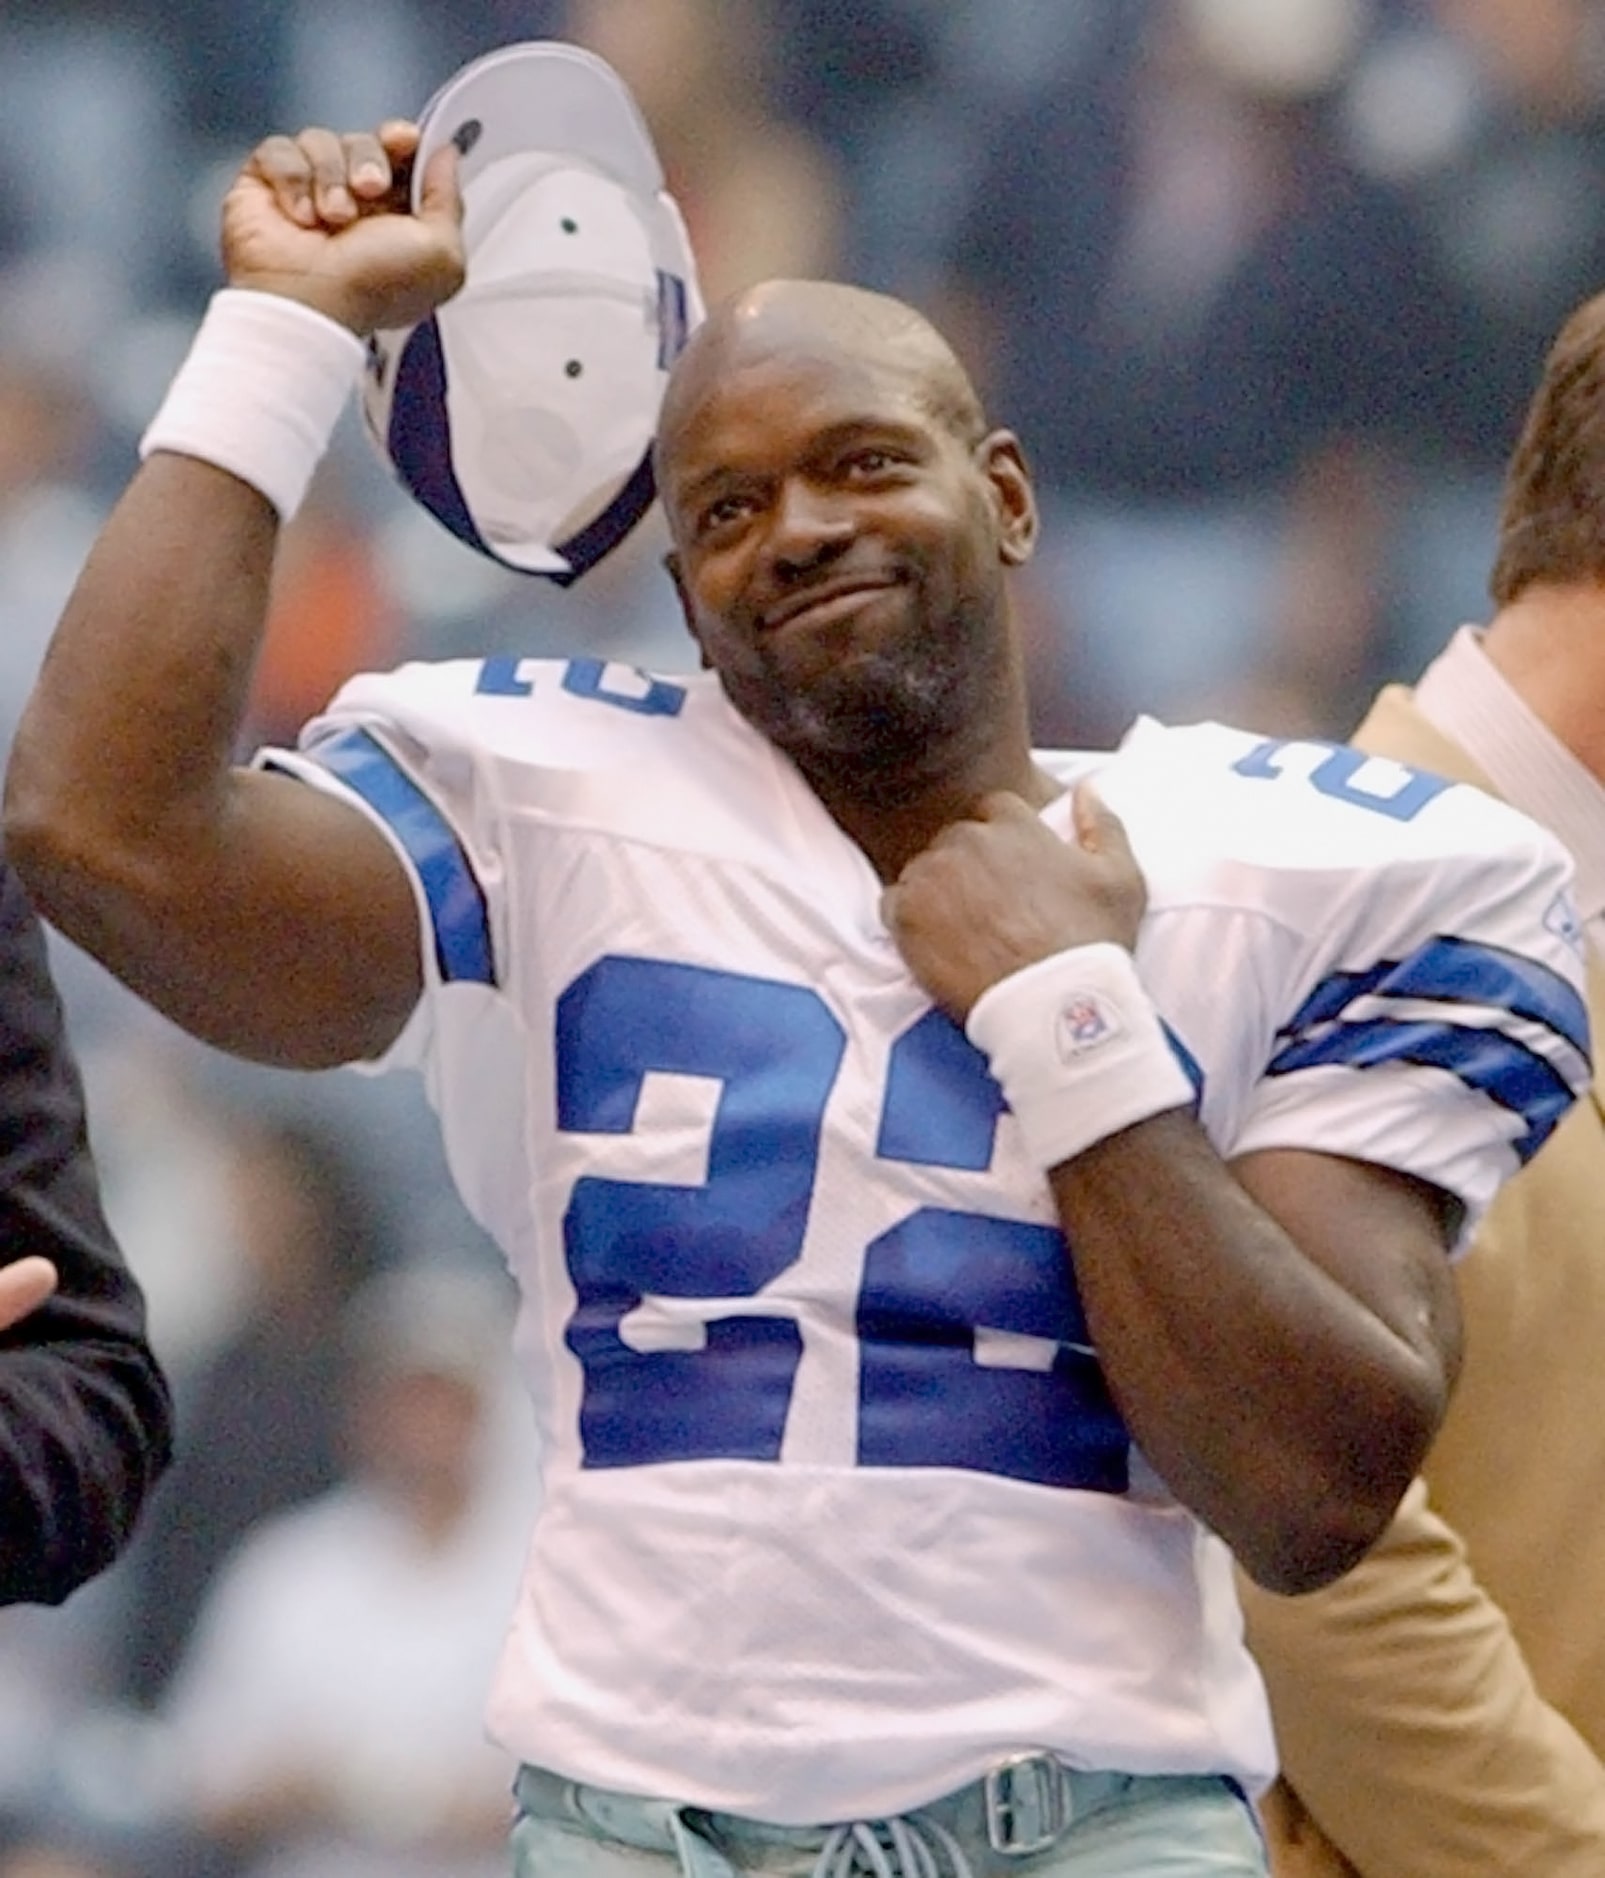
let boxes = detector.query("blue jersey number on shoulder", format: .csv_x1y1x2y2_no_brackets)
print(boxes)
1232,738,1453,823
556,959,1130,1491
476,656,687,717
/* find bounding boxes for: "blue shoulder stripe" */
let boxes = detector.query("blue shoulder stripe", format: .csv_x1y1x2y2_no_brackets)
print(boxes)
1280,934,1589,1062
1266,1018,1574,1162
305,727,495,988
1162,1022,1205,1106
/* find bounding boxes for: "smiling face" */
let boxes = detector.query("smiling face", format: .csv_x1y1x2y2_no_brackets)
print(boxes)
657,282,1038,798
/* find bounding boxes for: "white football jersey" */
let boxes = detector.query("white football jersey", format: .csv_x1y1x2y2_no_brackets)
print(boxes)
262,657,1590,1823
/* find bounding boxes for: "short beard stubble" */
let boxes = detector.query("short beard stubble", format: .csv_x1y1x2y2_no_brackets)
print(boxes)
714,582,1008,809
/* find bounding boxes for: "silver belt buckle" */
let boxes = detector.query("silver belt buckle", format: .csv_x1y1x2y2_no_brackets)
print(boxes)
983,1751,1071,1857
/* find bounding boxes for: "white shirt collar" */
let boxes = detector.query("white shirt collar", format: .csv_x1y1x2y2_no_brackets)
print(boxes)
1414,624,1605,935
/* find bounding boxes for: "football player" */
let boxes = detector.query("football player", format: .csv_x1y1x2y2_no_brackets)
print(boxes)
4,92,1590,1878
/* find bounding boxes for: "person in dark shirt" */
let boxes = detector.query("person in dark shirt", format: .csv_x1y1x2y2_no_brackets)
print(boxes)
0,848,172,1603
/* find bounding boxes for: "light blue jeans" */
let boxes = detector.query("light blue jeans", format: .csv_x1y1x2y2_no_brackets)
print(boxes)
508,1759,1268,1878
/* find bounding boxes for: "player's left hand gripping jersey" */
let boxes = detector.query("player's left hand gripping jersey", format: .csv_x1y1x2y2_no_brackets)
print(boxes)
264,658,1591,1822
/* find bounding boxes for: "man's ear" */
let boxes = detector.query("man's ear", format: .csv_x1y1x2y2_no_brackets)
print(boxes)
664,551,712,669
977,430,1038,568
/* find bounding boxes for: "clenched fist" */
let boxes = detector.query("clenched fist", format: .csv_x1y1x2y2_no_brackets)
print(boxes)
222,119,466,337
882,781,1147,1023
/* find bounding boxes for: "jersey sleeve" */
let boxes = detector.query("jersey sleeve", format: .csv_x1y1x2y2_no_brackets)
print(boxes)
252,660,509,1074
1228,803,1591,1251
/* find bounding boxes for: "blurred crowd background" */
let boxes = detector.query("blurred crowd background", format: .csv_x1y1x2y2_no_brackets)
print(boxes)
0,1,1603,1875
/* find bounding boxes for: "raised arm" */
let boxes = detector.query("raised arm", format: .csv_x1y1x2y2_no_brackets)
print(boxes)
3,123,466,1068
884,784,1463,1596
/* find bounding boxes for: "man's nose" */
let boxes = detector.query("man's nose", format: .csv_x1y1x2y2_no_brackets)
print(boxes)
768,479,854,578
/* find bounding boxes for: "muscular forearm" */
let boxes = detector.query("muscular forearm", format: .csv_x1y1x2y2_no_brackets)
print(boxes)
3,447,420,1068
1052,1114,1450,1593
5,125,460,1070
882,787,1458,1589
5,455,277,941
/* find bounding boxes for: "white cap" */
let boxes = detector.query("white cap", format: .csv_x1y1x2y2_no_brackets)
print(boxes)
362,40,704,583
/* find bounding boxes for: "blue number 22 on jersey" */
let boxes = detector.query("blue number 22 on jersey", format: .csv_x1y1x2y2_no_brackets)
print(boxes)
556,957,1129,1494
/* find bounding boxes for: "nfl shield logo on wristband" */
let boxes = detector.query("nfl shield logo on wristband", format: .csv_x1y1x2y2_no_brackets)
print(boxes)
361,40,704,584
1056,991,1123,1061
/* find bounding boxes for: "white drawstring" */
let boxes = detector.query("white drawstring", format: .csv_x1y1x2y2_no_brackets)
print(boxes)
562,1778,984,1878
811,1813,977,1878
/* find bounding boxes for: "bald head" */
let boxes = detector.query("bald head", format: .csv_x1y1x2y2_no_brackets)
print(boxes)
657,279,987,485
648,278,1040,797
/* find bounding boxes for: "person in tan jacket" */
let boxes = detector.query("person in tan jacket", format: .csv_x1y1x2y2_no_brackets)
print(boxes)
1239,289,1605,1875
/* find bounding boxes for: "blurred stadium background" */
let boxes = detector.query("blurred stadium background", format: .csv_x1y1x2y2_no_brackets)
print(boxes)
0,2,1601,1875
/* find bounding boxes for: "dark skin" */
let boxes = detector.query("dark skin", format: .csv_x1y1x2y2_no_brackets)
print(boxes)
4,125,1462,1594
656,293,1057,882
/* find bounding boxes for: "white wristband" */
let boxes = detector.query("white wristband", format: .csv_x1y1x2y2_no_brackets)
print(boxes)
966,942,1195,1172
139,288,366,521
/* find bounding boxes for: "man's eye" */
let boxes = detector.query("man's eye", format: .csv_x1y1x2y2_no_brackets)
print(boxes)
845,450,895,476
700,495,754,535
